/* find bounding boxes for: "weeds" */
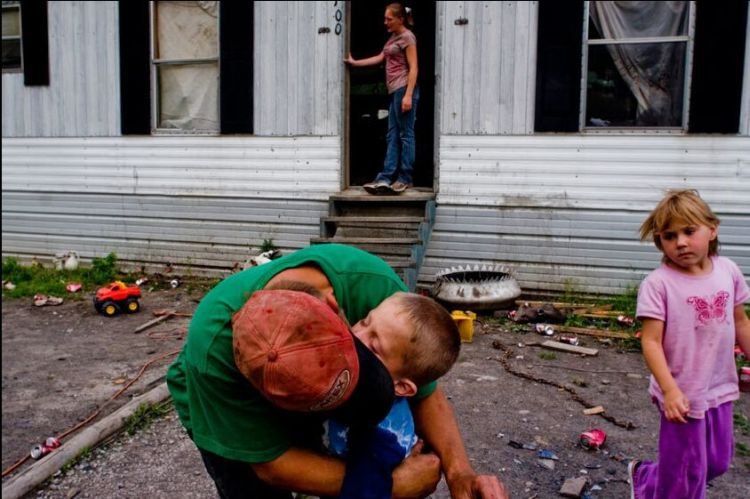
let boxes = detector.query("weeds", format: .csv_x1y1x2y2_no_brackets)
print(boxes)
538,351,557,361
736,442,750,457
60,446,91,474
260,238,278,253
124,400,172,436
735,411,750,436
2,253,122,299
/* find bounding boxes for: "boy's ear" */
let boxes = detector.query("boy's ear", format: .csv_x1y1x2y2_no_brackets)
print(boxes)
393,378,418,397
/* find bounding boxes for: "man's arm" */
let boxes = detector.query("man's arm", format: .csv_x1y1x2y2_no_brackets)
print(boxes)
412,387,508,499
252,445,441,498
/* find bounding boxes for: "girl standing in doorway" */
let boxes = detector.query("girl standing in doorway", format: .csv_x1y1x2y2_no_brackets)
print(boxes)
345,3,418,195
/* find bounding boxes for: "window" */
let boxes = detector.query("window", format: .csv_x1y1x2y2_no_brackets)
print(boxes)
583,1,694,130
535,0,747,134
2,1,22,71
150,0,219,133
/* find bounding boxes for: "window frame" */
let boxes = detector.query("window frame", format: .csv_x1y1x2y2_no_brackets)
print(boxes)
2,1,22,73
579,1,697,134
148,0,222,135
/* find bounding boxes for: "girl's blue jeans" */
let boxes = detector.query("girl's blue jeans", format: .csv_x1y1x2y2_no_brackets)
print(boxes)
375,85,420,185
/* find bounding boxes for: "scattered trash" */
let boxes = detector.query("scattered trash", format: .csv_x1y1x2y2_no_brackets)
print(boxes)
53,251,80,271
559,476,588,498
514,302,566,323
534,323,555,336
170,278,181,288
3,281,16,290
583,405,605,416
243,249,282,269
559,335,579,345
580,429,607,450
113,377,127,385
617,315,634,326
33,294,64,307
537,458,556,470
451,310,477,343
537,449,559,460
508,440,538,451
65,283,82,293
135,277,149,286
30,437,61,460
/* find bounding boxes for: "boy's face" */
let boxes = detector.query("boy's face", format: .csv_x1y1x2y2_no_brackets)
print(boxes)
351,296,412,383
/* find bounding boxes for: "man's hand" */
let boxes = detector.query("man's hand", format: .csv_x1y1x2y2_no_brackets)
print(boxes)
447,471,509,499
392,440,441,499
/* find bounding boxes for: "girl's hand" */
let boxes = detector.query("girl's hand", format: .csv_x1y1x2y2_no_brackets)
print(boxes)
401,94,412,113
663,388,690,423
343,52,354,65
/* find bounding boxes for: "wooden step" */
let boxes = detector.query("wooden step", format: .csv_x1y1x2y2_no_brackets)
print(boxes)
311,236,421,245
323,216,425,224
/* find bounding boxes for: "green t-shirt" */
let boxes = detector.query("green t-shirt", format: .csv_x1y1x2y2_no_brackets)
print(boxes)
166,244,436,463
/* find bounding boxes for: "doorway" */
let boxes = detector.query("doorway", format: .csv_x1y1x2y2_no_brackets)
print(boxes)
346,2,436,189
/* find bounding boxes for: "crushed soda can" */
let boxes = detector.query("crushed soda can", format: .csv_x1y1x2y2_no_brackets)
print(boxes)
135,277,149,286
170,279,180,289
559,335,579,346
45,436,61,449
534,323,555,336
580,429,607,450
30,443,53,460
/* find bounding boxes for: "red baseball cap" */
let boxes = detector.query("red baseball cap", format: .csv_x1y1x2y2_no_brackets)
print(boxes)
232,289,395,426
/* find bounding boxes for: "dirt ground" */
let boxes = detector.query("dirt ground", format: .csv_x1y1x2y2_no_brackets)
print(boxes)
2,285,749,498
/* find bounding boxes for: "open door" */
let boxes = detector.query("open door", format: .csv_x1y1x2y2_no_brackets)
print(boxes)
346,2,435,190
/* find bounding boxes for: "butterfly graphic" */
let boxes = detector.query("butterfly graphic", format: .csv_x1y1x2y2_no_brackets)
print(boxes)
686,291,729,325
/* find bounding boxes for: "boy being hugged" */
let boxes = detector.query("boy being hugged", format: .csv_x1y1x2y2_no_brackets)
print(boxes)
631,189,750,498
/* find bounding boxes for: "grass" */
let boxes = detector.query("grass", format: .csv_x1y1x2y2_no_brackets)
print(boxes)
60,446,92,474
124,401,173,436
735,411,750,436
2,253,121,299
538,351,557,361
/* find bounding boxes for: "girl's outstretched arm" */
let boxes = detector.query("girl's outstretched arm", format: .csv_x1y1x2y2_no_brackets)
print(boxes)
344,51,384,68
641,318,690,423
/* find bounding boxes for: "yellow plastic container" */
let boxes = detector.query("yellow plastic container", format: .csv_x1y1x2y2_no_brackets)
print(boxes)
451,310,477,343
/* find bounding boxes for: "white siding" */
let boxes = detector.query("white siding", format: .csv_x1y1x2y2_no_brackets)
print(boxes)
2,136,338,271
2,136,341,198
438,1,537,135
1,1,120,137
741,10,750,135
419,135,750,293
254,1,344,136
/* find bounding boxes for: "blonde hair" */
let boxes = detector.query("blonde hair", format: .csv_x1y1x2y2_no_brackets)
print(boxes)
639,189,721,257
386,3,414,28
390,292,460,386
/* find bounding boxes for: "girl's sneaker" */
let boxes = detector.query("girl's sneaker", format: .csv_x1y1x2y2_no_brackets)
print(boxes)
390,181,412,193
363,180,391,195
627,460,641,499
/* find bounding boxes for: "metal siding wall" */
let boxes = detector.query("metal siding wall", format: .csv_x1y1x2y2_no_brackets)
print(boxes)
438,1,537,135
437,135,750,212
254,1,343,136
1,1,120,137
2,136,341,198
2,136,338,270
741,9,750,136
419,135,750,294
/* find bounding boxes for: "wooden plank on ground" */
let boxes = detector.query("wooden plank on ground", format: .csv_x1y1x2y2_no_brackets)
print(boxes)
555,325,632,340
541,340,599,356
133,313,173,334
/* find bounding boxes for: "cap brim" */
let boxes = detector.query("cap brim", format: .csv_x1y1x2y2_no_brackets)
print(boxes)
330,335,395,427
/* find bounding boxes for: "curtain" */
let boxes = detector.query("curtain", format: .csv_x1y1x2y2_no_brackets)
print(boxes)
590,1,689,126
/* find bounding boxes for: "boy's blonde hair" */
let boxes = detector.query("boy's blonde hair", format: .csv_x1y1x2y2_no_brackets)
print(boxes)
639,189,721,256
391,292,460,386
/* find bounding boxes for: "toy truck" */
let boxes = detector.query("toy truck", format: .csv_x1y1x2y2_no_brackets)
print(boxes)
93,281,141,317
